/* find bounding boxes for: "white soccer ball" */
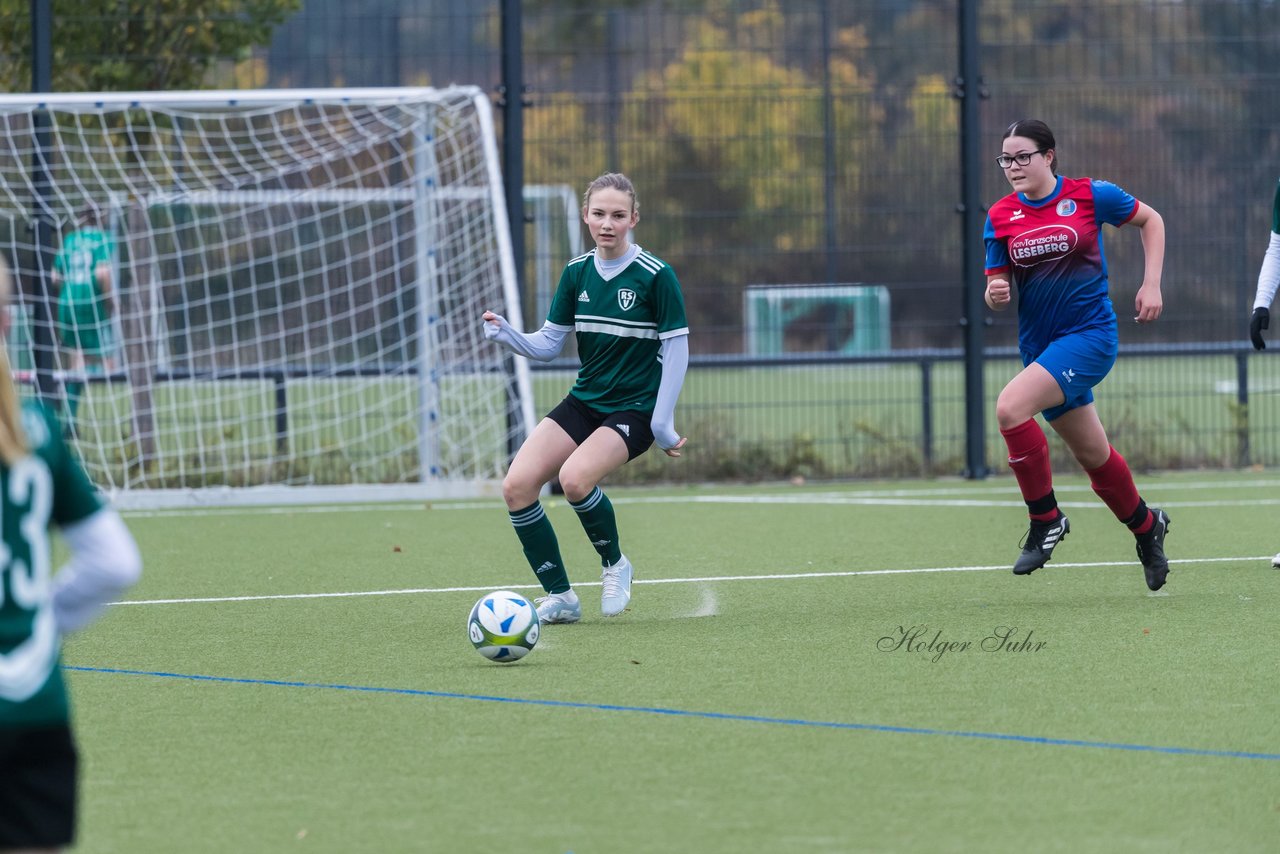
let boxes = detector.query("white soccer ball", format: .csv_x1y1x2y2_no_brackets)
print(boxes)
467,590,540,663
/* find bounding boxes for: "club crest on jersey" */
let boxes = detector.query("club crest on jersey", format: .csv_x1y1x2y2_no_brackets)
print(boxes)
1056,199,1077,216
617,288,636,311
1008,224,1079,267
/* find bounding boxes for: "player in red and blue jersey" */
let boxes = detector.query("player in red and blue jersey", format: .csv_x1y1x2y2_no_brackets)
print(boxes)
983,119,1172,591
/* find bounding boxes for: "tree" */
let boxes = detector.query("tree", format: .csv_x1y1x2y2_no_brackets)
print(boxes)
0,0,300,92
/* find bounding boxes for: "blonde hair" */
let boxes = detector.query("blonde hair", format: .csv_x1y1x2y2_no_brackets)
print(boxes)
582,173,638,214
0,254,27,465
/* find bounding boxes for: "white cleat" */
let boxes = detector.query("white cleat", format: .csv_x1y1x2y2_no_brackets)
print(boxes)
535,589,581,624
600,555,633,617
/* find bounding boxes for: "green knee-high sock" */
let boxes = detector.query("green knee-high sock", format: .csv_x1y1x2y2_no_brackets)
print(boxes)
569,486,622,565
509,502,571,594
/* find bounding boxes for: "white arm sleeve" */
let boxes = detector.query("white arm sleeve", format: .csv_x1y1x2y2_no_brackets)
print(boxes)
483,314,571,362
650,333,689,450
1255,231,1280,310
53,509,143,635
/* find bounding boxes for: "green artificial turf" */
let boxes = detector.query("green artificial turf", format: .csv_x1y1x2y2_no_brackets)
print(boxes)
63,471,1280,852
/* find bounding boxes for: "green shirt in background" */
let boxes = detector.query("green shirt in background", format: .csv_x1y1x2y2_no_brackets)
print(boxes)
54,226,116,355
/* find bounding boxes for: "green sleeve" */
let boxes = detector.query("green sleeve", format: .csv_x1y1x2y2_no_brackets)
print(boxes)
653,265,689,335
546,262,579,327
26,404,103,525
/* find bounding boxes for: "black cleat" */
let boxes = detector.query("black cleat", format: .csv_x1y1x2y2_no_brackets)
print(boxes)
1013,513,1070,575
1135,508,1171,591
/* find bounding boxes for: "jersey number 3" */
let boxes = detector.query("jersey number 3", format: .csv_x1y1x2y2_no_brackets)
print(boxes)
0,458,54,610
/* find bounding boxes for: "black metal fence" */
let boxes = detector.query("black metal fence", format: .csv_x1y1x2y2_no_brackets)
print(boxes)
39,0,1280,476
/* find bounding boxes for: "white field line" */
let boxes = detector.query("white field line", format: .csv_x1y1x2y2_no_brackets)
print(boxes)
120,478,1280,518
115,555,1270,608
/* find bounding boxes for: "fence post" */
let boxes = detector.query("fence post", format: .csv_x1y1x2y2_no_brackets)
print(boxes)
920,359,934,473
957,0,989,479
1236,351,1250,467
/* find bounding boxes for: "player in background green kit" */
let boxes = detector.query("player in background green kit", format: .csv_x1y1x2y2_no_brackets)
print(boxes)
482,173,689,624
1247,177,1280,568
0,254,142,853
52,206,117,430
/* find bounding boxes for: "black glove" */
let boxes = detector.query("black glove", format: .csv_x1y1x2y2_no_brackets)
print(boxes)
1251,307,1269,350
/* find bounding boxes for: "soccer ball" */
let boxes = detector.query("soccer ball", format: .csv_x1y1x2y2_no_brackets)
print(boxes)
467,590,540,663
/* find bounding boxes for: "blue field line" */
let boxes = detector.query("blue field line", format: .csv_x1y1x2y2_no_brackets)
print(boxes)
66,665,1279,762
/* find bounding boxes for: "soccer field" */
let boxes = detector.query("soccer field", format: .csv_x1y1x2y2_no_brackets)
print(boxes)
65,471,1279,852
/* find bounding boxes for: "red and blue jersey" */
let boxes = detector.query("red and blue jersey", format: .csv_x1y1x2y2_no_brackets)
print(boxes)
984,175,1139,357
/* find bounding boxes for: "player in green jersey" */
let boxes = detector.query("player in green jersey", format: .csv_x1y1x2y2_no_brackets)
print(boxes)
1248,178,1280,568
52,206,117,429
0,255,142,852
483,173,689,624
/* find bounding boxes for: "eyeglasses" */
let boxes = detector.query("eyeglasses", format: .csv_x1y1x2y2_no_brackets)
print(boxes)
996,150,1046,169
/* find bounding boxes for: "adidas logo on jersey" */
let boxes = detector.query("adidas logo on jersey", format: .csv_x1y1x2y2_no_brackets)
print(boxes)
578,291,590,302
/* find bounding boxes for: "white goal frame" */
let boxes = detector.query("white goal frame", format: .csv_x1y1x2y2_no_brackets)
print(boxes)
0,87,536,508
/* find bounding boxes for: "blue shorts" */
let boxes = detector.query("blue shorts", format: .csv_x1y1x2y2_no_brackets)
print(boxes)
1023,327,1117,422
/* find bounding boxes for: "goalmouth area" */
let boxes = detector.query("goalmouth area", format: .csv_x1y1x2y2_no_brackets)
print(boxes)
0,87,536,507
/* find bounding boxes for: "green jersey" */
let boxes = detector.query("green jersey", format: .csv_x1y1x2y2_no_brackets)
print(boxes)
547,245,689,413
0,402,104,728
54,226,115,354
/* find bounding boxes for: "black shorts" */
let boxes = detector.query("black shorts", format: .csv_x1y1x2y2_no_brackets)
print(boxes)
0,724,79,849
547,394,655,461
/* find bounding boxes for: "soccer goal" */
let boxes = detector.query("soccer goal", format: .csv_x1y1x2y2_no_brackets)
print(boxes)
0,87,536,508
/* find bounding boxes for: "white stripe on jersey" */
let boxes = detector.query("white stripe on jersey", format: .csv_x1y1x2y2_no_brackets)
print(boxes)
576,321,660,340
636,251,665,273
565,251,594,267
576,313,657,330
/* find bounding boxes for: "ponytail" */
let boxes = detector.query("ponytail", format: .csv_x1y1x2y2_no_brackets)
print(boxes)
0,255,28,466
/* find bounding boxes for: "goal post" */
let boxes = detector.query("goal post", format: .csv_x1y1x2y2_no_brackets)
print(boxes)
0,86,537,507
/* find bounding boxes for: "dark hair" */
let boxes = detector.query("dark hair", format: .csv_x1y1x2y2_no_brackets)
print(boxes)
582,173,638,214
78,202,104,228
1003,119,1058,174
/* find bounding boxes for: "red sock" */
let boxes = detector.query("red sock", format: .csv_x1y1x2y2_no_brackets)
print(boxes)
1000,419,1056,520
1086,446,1152,531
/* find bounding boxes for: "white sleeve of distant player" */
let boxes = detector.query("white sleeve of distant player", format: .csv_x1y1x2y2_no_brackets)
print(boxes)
52,509,143,635
483,315,571,362
1255,231,1280,310
650,333,689,450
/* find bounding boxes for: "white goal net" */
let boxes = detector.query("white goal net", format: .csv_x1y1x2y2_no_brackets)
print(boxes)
0,87,535,507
